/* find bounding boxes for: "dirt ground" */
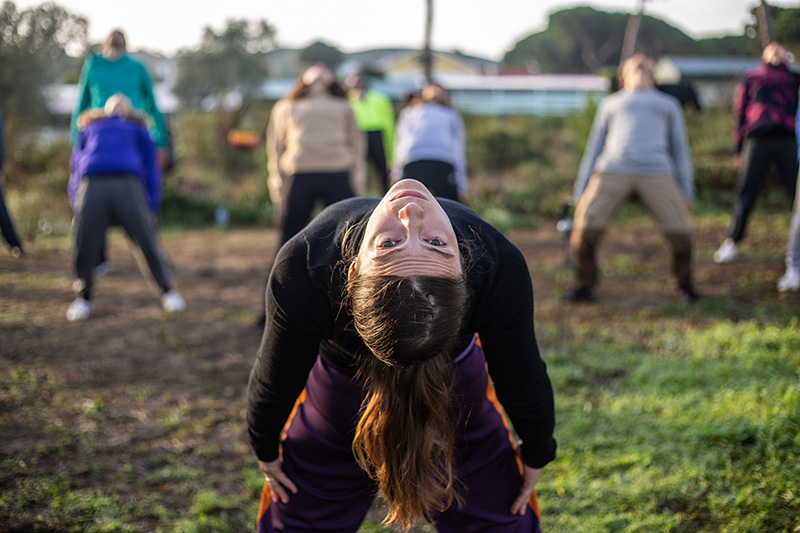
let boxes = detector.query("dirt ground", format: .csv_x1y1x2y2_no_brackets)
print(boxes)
1,216,797,531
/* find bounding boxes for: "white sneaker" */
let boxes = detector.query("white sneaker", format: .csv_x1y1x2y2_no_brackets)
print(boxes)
777,268,800,292
93,260,113,277
161,290,187,313
66,298,93,321
713,239,738,264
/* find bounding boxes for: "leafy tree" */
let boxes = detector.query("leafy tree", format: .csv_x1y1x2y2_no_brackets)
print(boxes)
174,18,276,108
696,35,758,56
503,5,756,74
746,5,800,56
299,40,344,70
770,6,800,45
0,0,87,121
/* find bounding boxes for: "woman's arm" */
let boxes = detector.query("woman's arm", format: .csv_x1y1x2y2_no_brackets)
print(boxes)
246,238,329,463
472,239,557,469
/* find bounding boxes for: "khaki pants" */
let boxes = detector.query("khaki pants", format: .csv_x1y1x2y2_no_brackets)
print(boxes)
569,172,694,290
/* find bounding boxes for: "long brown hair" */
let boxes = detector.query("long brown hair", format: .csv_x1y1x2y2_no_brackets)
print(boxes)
347,270,468,529
287,63,348,100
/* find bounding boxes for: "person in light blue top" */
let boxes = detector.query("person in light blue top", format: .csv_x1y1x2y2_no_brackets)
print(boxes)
777,87,800,292
392,83,468,203
565,54,698,303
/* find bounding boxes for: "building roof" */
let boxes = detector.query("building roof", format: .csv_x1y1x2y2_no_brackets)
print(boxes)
656,55,762,79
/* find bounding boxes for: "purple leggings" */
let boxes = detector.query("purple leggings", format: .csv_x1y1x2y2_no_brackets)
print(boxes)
257,337,542,532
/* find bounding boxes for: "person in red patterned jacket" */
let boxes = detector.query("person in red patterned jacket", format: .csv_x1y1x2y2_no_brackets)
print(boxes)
714,42,800,264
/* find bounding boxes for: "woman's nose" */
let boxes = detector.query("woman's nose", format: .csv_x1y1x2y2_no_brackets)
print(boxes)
397,202,424,226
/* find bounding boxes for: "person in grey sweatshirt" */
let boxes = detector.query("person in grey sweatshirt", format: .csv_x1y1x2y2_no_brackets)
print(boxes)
392,83,467,203
565,54,699,303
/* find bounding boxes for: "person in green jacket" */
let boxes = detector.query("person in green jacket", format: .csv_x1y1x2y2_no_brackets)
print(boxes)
71,29,171,274
347,75,395,193
72,30,169,168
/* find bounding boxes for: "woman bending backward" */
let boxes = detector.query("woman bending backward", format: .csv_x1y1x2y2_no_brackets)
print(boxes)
247,179,556,531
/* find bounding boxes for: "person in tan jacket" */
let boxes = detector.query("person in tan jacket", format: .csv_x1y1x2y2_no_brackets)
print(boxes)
267,62,365,246
257,63,365,329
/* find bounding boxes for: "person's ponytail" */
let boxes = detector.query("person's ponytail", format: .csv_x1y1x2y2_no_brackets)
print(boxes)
347,273,468,529
353,354,463,529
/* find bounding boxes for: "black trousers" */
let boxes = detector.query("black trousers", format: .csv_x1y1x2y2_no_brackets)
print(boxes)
0,185,23,251
365,130,389,193
278,172,354,248
73,175,173,300
401,160,459,202
729,136,798,242
257,172,354,326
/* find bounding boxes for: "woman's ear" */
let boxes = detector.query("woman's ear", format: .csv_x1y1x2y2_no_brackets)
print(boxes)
348,260,358,280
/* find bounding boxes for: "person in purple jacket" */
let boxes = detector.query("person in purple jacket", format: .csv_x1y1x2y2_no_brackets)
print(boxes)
66,94,185,321
714,42,800,264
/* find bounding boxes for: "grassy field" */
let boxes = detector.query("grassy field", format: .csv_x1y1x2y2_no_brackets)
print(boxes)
1,208,798,532
1,106,799,531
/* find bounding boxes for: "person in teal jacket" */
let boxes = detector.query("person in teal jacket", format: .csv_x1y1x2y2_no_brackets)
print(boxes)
71,29,170,273
72,30,169,164
347,75,395,192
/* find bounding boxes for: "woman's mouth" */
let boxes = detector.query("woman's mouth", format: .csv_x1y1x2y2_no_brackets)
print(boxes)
392,191,427,201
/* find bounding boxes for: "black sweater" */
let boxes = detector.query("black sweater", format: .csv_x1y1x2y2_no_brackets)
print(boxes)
246,198,556,468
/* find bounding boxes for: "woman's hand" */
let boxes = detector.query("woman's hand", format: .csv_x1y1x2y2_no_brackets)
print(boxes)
258,458,298,504
510,464,542,515
510,440,543,516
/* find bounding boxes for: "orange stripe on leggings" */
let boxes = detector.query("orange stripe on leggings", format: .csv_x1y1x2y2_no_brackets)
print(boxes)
478,336,541,520
256,389,308,524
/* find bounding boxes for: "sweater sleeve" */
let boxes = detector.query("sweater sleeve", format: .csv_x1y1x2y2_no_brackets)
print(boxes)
796,87,800,163
71,58,93,145
574,101,609,200
733,76,749,153
136,62,169,148
246,238,329,462
667,100,695,202
474,244,556,468
136,123,161,213
266,100,288,204
452,111,468,195
379,94,396,166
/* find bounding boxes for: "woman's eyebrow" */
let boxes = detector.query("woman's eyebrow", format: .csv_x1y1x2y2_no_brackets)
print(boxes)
373,246,455,263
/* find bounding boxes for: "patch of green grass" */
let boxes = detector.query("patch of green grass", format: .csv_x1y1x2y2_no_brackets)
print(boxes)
541,319,800,532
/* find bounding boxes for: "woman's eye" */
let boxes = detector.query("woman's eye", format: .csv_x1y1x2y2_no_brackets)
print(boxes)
379,239,397,248
428,238,445,246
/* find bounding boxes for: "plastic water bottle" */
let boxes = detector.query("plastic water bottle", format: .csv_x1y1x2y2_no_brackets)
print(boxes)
214,206,229,229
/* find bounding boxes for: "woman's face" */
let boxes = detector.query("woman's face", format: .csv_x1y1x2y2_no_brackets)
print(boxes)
354,179,461,279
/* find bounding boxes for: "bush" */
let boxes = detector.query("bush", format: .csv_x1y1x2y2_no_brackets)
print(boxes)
2,101,788,235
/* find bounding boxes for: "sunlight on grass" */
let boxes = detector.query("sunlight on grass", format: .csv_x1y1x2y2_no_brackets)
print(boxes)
542,319,800,532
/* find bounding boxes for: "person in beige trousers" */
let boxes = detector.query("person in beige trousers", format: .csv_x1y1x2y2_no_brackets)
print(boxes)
565,54,699,303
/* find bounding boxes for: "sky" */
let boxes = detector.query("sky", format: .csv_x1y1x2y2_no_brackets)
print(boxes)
13,0,800,60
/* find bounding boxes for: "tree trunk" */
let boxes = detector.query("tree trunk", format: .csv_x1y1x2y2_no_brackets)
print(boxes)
757,0,774,48
620,0,646,65
422,0,433,83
